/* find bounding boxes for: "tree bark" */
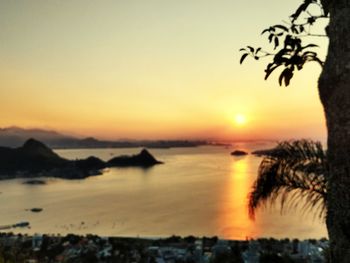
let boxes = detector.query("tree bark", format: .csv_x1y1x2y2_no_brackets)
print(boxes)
318,1,350,261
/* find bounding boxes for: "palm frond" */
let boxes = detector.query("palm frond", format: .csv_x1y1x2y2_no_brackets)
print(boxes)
248,140,328,220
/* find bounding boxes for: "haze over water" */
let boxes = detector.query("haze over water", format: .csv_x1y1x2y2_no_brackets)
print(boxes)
0,143,326,239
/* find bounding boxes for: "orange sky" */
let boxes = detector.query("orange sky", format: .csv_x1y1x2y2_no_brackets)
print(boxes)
0,0,328,141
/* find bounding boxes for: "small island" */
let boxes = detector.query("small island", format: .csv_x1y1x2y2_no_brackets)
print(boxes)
107,149,162,167
23,179,47,185
0,139,162,180
28,208,43,213
230,150,248,156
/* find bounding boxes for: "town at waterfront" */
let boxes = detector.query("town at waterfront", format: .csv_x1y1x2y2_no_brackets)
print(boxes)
0,233,328,263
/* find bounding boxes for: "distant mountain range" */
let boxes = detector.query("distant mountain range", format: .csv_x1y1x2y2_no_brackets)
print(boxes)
0,127,211,149
0,127,77,148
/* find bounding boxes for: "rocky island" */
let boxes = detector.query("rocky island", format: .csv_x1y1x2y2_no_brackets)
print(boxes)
107,149,162,167
0,139,162,180
230,150,248,156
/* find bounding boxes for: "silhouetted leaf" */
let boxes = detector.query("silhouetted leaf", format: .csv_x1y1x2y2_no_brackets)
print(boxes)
274,24,289,32
307,16,316,25
240,53,249,64
247,46,254,52
264,64,280,80
278,68,294,86
302,44,319,49
303,51,317,56
274,49,288,64
261,28,270,35
291,2,309,21
268,34,273,43
291,25,299,34
284,68,294,86
274,37,279,49
278,70,285,86
312,57,324,67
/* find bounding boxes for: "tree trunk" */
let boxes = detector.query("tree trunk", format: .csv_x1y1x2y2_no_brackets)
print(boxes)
318,1,350,261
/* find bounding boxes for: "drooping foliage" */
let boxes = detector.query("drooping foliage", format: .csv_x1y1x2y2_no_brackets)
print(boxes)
248,140,328,220
240,0,329,86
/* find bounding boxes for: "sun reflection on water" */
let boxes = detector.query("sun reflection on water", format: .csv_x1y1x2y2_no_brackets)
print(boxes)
218,157,259,240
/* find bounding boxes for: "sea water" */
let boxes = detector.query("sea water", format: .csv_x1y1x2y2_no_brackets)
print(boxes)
0,142,326,239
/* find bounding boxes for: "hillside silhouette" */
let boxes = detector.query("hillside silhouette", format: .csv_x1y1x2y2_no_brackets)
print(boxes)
0,139,162,179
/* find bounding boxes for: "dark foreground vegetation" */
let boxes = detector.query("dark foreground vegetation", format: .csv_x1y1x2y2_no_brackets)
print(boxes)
0,232,328,263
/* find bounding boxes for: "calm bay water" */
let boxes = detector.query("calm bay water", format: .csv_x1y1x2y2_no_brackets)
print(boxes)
0,143,327,240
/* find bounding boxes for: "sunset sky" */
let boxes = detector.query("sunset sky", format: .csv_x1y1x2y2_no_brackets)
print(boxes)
0,0,328,141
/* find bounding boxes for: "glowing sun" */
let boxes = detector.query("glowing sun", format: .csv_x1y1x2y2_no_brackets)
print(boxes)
234,114,247,126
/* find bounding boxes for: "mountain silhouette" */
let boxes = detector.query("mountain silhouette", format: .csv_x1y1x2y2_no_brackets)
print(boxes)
0,139,162,179
107,149,163,167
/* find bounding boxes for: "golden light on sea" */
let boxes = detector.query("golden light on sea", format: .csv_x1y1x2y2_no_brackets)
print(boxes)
218,157,258,239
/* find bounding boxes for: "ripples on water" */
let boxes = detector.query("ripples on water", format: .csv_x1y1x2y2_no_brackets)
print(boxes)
0,143,326,239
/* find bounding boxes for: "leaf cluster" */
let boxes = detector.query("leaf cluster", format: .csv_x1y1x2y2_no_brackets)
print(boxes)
291,0,323,21
248,140,328,220
240,0,328,86
266,34,323,86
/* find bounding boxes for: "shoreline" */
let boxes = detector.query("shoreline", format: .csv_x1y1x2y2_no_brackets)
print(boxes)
0,231,329,243
0,228,328,243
